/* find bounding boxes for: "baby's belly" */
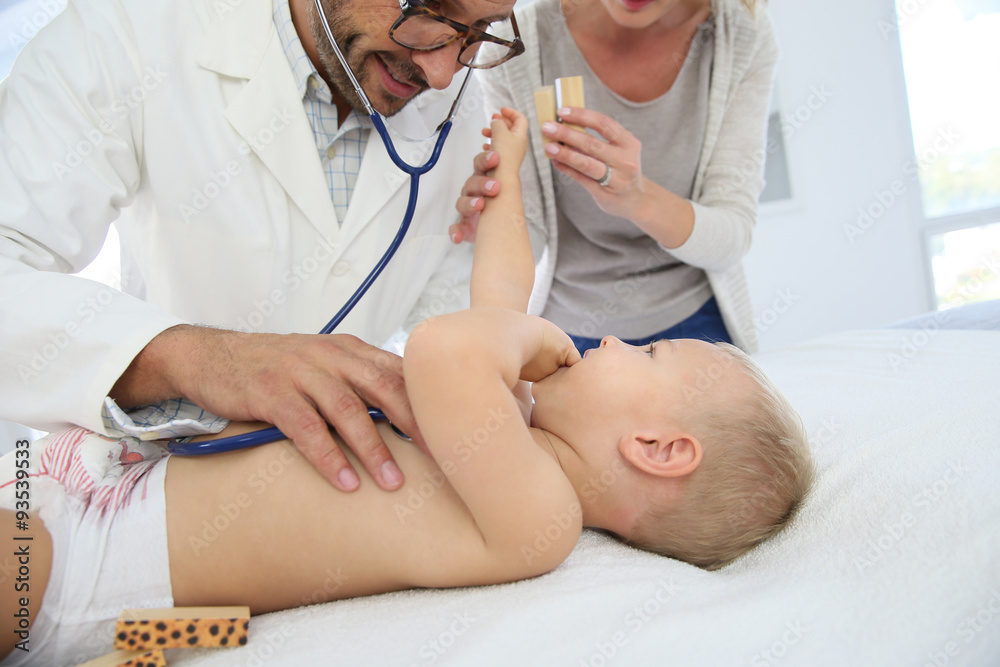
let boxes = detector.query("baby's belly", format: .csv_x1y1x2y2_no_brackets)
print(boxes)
167,423,477,612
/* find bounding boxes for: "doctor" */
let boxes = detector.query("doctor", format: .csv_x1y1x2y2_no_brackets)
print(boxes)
0,0,520,491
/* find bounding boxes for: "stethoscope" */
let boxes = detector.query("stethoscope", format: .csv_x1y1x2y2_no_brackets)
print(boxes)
168,0,472,456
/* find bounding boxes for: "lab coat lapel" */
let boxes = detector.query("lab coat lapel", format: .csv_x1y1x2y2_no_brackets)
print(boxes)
196,0,338,240
337,102,435,247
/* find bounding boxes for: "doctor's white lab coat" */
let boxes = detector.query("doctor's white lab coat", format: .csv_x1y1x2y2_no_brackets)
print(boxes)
0,0,487,433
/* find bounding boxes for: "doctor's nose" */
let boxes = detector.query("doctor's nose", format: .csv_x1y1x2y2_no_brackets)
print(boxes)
410,42,465,90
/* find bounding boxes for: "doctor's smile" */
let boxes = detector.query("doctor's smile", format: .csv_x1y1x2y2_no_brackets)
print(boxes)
372,53,426,100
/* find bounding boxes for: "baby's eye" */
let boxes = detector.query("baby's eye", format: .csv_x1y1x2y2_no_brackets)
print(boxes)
646,343,654,356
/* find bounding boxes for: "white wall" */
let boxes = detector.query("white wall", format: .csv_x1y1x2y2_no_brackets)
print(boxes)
747,0,932,350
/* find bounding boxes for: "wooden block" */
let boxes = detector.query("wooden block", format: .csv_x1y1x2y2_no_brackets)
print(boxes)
113,606,250,650
555,76,586,133
533,85,557,158
76,649,165,667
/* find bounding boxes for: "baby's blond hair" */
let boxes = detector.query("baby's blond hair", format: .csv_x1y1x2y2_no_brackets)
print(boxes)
626,343,814,570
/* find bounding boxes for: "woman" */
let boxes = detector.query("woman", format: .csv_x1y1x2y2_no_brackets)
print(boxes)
453,0,776,353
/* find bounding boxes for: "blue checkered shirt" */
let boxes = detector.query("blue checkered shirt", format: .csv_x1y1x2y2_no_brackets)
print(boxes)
272,0,371,223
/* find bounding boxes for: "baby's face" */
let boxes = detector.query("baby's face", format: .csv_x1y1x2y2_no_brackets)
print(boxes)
531,336,743,435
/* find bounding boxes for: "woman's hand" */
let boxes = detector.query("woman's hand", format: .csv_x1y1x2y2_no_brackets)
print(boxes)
451,148,499,244
451,107,528,244
541,106,650,224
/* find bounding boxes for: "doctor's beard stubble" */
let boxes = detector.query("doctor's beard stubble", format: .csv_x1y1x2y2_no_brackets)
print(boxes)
307,0,430,117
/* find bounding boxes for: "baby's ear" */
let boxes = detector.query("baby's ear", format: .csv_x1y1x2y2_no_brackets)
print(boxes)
618,432,702,479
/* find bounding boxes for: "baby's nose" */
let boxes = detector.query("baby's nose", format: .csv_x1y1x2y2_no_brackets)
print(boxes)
600,336,622,348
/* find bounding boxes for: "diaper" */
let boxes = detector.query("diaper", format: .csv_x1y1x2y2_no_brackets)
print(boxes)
0,428,173,667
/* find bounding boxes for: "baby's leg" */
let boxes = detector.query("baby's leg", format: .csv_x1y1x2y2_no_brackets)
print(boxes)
0,509,52,661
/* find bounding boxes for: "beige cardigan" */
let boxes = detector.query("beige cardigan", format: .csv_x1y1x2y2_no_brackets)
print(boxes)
475,0,779,352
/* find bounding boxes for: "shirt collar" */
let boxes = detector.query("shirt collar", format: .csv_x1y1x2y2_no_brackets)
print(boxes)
272,0,374,131
272,0,332,103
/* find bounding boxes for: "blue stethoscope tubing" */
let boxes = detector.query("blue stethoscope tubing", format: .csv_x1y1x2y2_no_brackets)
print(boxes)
167,408,409,456
316,0,470,334
318,115,453,334
167,0,470,455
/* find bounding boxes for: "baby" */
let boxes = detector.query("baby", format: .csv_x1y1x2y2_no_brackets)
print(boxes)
0,109,813,664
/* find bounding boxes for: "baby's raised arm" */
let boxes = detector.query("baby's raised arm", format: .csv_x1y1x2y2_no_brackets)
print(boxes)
403,109,581,578
469,108,533,312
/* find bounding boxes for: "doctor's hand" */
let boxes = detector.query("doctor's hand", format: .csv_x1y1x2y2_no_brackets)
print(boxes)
111,325,421,492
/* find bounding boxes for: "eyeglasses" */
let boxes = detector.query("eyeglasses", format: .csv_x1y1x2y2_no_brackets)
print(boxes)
388,0,525,69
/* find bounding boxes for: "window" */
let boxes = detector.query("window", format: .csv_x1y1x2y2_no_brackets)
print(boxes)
896,0,1000,309
930,221,1000,309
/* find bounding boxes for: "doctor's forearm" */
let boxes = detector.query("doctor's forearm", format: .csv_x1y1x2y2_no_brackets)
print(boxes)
109,324,204,407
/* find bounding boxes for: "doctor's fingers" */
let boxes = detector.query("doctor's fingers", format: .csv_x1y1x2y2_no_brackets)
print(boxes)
268,396,367,492
285,375,404,493
318,340,424,484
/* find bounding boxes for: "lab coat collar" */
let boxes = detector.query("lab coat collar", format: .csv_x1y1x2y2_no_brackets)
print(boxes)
194,0,273,81
196,0,339,239
194,0,456,245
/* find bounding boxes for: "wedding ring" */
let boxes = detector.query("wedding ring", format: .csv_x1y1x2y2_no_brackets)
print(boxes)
597,164,612,187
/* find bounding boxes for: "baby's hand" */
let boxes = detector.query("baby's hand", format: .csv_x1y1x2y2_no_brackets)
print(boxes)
520,316,581,383
483,107,528,168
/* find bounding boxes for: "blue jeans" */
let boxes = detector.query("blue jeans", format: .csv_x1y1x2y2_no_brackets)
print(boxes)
567,297,733,355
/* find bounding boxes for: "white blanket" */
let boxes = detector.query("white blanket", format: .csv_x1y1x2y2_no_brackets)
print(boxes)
161,327,999,666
